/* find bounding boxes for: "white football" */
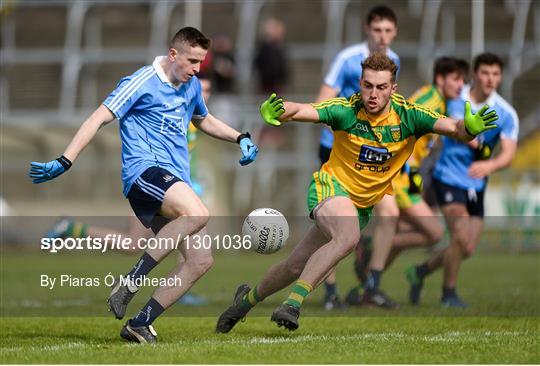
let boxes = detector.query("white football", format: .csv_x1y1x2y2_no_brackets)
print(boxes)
242,208,289,254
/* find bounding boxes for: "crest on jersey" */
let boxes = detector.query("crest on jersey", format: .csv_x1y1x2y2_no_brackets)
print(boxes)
161,113,185,135
390,126,401,142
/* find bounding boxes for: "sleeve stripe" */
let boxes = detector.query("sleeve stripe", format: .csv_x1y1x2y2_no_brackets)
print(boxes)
312,98,349,109
108,67,156,113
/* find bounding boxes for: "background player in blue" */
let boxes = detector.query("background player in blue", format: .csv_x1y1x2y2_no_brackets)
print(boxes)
315,5,400,310
28,27,259,343
407,53,518,308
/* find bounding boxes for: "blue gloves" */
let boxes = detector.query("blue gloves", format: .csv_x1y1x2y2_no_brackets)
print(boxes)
237,132,259,166
29,155,72,183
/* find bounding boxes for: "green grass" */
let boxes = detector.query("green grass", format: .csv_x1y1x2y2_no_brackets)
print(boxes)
1,249,539,363
1,317,538,364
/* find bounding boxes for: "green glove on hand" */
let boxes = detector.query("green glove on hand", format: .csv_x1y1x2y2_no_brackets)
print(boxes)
260,93,285,126
463,101,498,136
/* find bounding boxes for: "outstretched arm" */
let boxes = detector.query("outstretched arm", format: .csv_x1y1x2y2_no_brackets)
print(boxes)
432,102,498,142
63,105,116,161
194,113,242,143
29,104,115,183
260,93,320,126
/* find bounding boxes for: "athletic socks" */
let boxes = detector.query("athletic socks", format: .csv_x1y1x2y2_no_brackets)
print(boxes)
284,280,313,308
365,269,382,291
127,252,158,283
240,286,262,310
324,282,337,298
416,262,431,279
354,259,368,284
130,297,165,327
442,286,457,299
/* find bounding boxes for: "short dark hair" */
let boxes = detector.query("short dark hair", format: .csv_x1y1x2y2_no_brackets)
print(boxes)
361,52,399,82
367,5,397,26
473,52,504,72
432,57,469,84
169,27,211,51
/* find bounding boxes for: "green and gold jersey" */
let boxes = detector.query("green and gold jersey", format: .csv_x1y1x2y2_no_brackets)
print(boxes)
407,85,446,167
313,93,444,208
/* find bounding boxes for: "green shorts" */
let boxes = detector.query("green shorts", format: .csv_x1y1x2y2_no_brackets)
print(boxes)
307,171,372,230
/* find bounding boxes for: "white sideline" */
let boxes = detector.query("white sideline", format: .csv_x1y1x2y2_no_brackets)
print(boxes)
1,330,529,353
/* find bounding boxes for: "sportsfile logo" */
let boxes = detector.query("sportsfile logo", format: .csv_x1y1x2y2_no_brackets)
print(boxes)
355,145,392,173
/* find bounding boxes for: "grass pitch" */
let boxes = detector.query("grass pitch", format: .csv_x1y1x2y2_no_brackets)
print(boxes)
1,248,539,363
2,317,537,364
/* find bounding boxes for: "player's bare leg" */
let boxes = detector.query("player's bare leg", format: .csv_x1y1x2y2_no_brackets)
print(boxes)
109,182,210,332
385,201,443,268
149,227,212,308
360,195,400,308
406,203,479,307
443,215,483,287
269,197,360,330
256,225,329,297
216,220,328,333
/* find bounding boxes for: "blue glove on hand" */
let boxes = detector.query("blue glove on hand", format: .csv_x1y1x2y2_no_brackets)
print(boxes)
29,155,72,183
237,132,259,166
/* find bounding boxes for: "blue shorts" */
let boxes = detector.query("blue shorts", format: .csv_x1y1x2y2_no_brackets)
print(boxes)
127,167,182,234
433,177,485,217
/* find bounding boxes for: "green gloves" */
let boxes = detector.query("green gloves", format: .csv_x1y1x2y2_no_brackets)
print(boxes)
463,101,498,136
260,93,285,126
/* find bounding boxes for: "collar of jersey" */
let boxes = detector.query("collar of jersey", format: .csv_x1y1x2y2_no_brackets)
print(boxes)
153,56,183,90
463,84,497,110
362,102,395,125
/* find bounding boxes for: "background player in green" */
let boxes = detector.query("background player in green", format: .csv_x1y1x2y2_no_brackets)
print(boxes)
216,53,499,333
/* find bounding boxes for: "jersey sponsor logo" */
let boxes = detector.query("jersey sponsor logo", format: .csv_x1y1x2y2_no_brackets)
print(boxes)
160,113,185,135
354,163,390,173
355,145,392,173
358,145,392,164
390,126,401,142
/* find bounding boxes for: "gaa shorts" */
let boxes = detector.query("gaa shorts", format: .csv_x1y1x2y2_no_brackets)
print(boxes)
307,170,372,230
127,167,182,234
432,177,485,217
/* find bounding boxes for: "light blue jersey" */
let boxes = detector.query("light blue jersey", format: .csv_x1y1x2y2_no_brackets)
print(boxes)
103,56,208,196
433,85,519,191
319,42,400,149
